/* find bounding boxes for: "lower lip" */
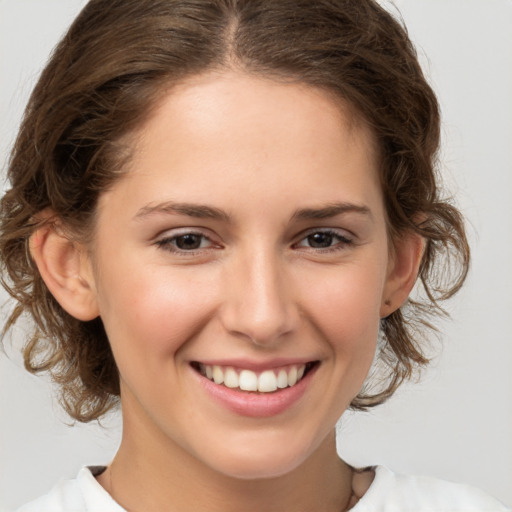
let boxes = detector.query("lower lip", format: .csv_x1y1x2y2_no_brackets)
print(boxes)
192,365,317,418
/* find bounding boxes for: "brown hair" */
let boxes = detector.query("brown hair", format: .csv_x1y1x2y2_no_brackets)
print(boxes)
0,0,469,421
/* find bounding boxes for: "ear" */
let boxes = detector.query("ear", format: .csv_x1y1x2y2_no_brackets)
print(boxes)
29,216,99,321
380,232,424,318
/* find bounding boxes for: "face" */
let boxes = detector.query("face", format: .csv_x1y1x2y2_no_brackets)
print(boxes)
87,71,397,479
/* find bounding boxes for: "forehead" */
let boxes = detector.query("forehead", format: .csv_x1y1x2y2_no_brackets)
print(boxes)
100,70,383,222
134,70,375,162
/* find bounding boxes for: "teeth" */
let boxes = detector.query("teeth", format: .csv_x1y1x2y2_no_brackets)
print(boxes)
212,365,224,384
277,369,288,389
239,369,258,391
200,363,308,393
288,366,298,387
258,370,277,392
224,367,239,388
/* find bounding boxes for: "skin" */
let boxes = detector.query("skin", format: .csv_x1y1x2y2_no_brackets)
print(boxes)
31,70,421,511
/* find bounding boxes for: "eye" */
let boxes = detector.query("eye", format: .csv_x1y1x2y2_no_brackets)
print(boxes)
294,229,353,251
155,231,216,253
173,233,208,250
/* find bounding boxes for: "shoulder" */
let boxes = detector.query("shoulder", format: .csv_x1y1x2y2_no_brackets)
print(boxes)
354,466,510,512
14,467,124,512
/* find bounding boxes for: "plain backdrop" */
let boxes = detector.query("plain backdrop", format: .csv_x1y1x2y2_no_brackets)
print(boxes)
1,0,511,510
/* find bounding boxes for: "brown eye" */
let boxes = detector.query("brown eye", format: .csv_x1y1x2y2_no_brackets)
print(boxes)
307,232,335,248
175,234,204,250
295,229,353,251
156,232,214,253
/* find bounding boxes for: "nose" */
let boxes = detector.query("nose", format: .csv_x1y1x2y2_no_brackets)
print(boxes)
219,247,299,346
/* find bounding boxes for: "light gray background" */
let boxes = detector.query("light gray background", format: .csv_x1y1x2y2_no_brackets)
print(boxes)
1,0,511,510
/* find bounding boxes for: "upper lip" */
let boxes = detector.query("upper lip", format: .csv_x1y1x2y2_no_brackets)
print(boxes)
190,358,319,372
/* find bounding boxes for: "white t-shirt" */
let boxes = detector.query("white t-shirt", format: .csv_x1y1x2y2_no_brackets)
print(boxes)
15,465,510,512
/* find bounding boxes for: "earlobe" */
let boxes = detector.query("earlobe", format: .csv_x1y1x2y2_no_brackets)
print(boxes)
380,232,424,318
29,218,99,321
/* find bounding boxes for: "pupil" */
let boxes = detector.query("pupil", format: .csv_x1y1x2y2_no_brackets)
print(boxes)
308,232,333,248
176,234,202,250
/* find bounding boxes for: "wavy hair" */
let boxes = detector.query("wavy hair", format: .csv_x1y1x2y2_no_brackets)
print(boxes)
0,0,469,421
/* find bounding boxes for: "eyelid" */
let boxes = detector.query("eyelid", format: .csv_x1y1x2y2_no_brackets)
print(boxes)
154,225,218,241
295,226,354,241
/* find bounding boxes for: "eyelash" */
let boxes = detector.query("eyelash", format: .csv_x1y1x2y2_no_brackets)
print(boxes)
292,229,354,253
154,228,354,255
155,231,217,255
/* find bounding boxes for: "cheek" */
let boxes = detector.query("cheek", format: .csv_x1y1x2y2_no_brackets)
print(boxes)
299,262,384,356
95,262,220,363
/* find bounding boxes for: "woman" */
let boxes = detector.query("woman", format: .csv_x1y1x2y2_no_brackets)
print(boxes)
0,1,508,510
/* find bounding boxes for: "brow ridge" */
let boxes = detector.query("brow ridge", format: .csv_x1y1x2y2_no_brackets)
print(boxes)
134,201,372,223
291,202,372,221
134,201,231,222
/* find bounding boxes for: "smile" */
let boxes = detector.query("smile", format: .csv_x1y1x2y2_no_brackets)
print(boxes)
192,362,317,393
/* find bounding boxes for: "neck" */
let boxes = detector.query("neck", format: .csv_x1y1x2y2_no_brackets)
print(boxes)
99,418,354,512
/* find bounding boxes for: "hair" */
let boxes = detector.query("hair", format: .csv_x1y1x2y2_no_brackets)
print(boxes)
0,0,469,422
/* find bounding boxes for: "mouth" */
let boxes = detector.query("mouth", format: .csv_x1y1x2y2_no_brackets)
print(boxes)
191,361,318,394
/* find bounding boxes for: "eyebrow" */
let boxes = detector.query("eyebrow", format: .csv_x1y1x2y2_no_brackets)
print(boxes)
133,200,372,223
134,201,231,222
291,202,373,221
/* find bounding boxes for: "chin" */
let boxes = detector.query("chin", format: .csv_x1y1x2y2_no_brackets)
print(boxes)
200,434,318,481
212,454,305,481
